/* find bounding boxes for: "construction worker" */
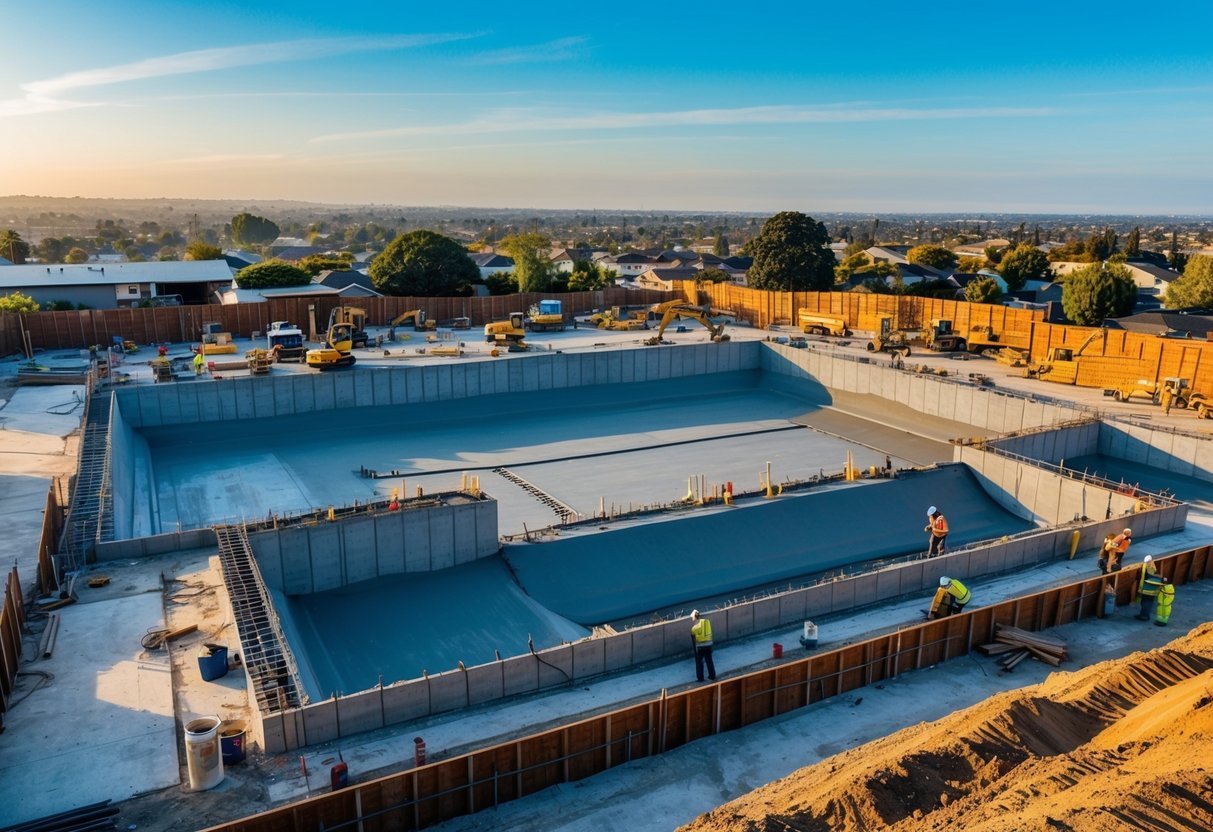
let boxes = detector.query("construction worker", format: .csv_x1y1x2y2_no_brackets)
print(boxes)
1101,528,1132,574
939,576,971,615
689,610,716,682
1154,582,1175,626
192,350,205,376
926,506,949,556
1136,556,1167,620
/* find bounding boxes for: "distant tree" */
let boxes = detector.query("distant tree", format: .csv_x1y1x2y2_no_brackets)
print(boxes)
964,276,1002,304
157,251,179,261
906,244,958,271
746,211,835,291
851,277,893,294
484,271,519,295
35,237,66,263
568,259,612,291
230,213,280,247
65,247,89,264
298,253,354,277
123,246,146,262
185,240,223,261
957,256,987,273
0,291,40,312
0,229,31,264
697,266,731,284
833,251,870,284
1165,255,1213,308
1046,239,1092,262
713,235,730,257
235,260,310,289
499,233,557,293
46,300,76,311
1084,227,1117,261
1170,230,1189,272
1062,262,1137,325
370,230,480,296
998,244,1051,292
984,246,1005,265
857,261,899,280
902,278,959,299
1124,226,1141,258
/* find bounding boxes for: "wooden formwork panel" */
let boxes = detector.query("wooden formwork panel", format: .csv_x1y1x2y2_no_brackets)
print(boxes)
518,731,563,796
775,661,809,715
717,677,745,732
740,670,777,726
566,720,608,782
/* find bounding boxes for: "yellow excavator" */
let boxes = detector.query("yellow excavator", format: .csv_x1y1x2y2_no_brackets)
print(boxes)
484,312,529,350
328,306,369,348
388,309,435,340
590,306,648,331
306,323,358,369
644,301,730,346
1028,330,1103,385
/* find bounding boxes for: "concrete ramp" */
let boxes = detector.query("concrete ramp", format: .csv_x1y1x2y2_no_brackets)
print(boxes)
506,465,1033,624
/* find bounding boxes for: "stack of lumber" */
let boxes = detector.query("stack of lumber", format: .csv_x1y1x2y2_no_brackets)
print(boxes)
977,625,1068,671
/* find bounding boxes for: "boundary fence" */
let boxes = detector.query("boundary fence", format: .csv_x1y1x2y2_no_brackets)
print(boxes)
0,567,26,730
201,544,1213,832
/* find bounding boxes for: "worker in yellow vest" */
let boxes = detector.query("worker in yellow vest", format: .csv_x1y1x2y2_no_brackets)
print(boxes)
926,506,949,556
690,610,716,682
1154,582,1175,626
939,576,971,615
1136,556,1167,621
192,350,205,376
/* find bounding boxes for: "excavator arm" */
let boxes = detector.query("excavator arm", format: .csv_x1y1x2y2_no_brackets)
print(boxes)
644,301,729,345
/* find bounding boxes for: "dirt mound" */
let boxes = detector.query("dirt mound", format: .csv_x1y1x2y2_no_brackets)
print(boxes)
679,623,1213,832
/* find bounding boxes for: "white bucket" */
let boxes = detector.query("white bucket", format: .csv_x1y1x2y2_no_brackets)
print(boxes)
184,716,225,790
801,621,819,648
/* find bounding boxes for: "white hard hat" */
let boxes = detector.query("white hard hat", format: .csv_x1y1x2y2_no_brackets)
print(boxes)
691,609,700,618
928,506,937,515
939,576,950,587
1123,528,1132,536
1143,556,1152,563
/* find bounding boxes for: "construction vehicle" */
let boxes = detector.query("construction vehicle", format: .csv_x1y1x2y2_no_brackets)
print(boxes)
590,306,648,331
151,356,173,383
1027,331,1103,385
388,309,436,340
644,301,729,346
198,322,237,355
246,348,274,375
797,310,850,337
306,323,357,369
1107,379,1160,404
526,300,567,332
328,306,369,349
925,319,967,352
1158,377,1213,417
484,312,529,348
866,314,915,357
965,324,1028,354
266,321,305,362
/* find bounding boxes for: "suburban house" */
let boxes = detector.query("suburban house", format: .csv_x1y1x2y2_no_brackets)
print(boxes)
1103,309,1213,339
601,252,658,278
952,238,1011,258
1050,260,1180,299
635,266,703,291
0,260,235,309
469,252,514,280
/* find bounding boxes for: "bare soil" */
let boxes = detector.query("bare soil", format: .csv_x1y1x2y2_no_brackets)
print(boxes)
679,623,1213,832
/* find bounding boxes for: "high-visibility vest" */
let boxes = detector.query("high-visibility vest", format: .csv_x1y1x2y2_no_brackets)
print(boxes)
1155,584,1175,623
1141,572,1167,598
691,618,713,646
1112,534,1131,554
931,515,949,537
945,578,971,606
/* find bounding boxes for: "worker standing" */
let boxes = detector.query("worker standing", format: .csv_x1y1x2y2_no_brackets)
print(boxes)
926,506,949,556
1136,556,1167,621
939,576,971,615
1154,582,1176,626
689,610,716,683
1101,528,1132,573
192,351,205,376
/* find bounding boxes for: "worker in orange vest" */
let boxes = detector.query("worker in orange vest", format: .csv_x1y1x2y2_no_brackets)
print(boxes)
925,506,949,556
1100,528,1132,574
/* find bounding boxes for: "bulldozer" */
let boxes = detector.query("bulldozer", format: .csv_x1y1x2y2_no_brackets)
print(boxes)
328,306,370,349
925,319,967,352
644,301,729,346
866,314,915,357
388,309,436,340
797,310,850,337
590,306,648,331
526,300,567,332
306,323,358,369
484,312,529,349
1027,331,1103,385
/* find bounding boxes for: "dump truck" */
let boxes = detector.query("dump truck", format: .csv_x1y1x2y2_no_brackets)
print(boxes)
526,300,566,332
266,321,305,362
645,301,729,346
797,311,850,337
484,312,529,348
590,306,648,331
328,306,369,349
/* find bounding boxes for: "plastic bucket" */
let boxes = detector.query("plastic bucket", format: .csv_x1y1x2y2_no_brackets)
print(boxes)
198,646,228,682
1103,588,1117,616
184,716,225,790
220,722,247,765
801,621,818,648
772,643,783,659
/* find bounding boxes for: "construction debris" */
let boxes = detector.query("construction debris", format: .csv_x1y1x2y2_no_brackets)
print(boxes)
978,624,1068,670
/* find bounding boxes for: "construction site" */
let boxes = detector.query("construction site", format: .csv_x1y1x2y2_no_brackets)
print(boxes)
2,285,1213,832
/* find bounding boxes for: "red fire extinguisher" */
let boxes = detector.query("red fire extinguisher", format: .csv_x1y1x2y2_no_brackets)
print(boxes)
330,752,348,791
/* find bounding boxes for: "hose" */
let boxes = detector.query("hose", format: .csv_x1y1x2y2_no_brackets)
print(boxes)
528,634,571,685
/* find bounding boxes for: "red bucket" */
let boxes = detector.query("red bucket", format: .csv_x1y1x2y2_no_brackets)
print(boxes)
772,643,783,659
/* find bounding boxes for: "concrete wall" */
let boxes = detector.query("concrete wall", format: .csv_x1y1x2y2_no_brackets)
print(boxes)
248,497,498,594
108,393,154,541
95,528,215,561
760,342,1082,432
1098,421,1213,485
113,342,761,429
252,496,1186,753
983,420,1100,466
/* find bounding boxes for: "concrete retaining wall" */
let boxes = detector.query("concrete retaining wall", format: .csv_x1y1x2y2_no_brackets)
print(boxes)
95,528,216,561
254,496,1185,752
248,497,499,593
108,393,154,541
113,342,761,429
1098,421,1213,484
985,421,1100,465
760,342,1081,432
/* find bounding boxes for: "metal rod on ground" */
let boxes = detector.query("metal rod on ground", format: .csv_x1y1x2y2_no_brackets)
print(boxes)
40,613,60,659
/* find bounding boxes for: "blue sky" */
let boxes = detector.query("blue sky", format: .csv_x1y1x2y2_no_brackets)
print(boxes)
2,1,1211,213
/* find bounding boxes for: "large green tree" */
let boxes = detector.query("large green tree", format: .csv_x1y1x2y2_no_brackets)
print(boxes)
963,276,1002,304
997,244,1051,292
1164,254,1213,308
65,247,89,264
298,253,355,277
568,259,612,291
906,244,958,271
185,240,223,260
1062,262,1137,325
0,229,31,264
370,230,479,296
713,235,730,257
499,232,557,293
745,212,835,291
230,213,280,247
235,259,311,289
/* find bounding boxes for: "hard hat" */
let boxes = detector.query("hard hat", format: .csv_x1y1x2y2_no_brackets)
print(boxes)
939,576,950,587
691,609,700,618
1143,555,1152,563
928,506,937,515
1123,528,1132,536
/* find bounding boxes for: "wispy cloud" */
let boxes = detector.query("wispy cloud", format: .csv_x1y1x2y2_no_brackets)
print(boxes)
160,153,287,166
470,37,587,65
313,103,1054,143
1,33,475,119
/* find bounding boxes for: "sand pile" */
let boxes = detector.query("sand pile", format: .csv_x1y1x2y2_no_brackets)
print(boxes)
679,623,1213,832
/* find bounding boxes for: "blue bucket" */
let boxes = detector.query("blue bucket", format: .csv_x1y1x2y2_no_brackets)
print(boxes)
220,723,246,765
198,646,228,682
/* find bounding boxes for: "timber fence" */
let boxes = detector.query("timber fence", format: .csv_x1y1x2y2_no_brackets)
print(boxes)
0,567,26,731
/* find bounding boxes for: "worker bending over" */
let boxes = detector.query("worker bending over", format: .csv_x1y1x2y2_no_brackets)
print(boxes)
1136,556,1169,621
926,506,949,556
1099,527,1132,574
939,576,971,616
689,610,716,682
